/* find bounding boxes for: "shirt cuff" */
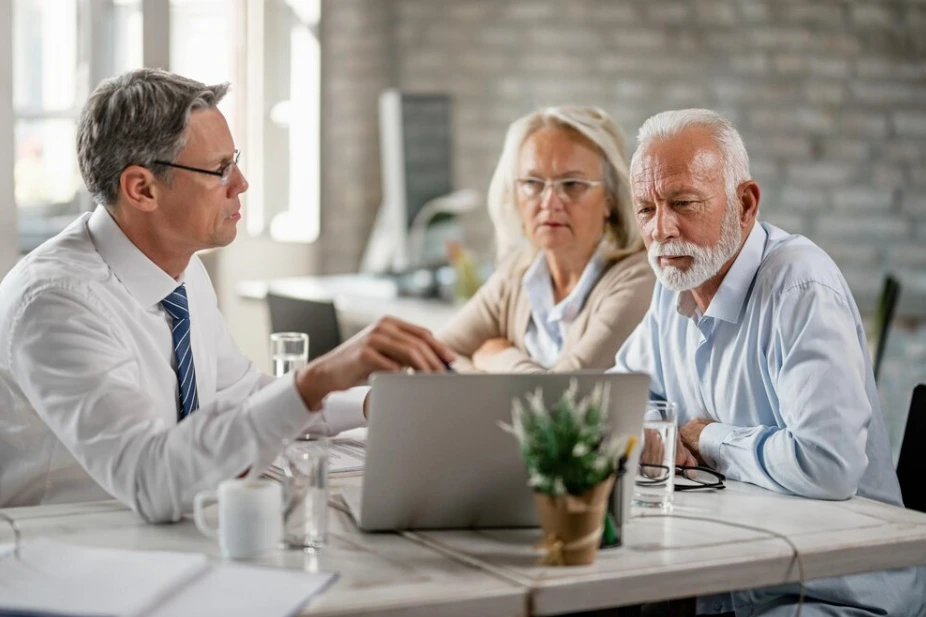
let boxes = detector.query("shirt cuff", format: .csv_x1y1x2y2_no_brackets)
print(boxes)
246,372,316,448
319,386,369,435
698,421,737,470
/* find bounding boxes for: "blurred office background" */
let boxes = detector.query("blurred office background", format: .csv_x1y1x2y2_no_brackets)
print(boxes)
1,0,925,451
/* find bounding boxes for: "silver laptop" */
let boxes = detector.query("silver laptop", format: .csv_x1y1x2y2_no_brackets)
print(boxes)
342,372,649,531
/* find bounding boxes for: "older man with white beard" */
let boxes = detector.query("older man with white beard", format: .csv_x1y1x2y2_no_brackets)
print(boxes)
610,109,924,617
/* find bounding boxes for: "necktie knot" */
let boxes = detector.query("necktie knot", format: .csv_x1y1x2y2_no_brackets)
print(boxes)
161,285,190,321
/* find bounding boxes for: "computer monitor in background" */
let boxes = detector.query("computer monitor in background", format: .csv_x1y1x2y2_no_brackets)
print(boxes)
361,90,478,274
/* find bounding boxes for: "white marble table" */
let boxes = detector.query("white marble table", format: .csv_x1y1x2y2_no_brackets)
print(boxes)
5,480,926,617
0,496,527,617
407,481,926,615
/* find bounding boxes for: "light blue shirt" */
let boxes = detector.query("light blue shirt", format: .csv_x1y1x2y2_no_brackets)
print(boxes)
612,222,924,616
522,249,606,368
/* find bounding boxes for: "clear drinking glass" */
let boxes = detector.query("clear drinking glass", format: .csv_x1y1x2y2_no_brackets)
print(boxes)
281,438,329,549
270,332,309,377
633,401,678,511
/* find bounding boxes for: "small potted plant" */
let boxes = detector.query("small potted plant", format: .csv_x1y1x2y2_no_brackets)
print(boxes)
501,379,635,566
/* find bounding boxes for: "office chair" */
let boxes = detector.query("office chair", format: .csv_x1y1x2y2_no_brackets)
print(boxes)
896,384,925,513
871,274,901,383
267,293,343,362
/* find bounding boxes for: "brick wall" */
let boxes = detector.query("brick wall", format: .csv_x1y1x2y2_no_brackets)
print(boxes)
319,0,394,273
320,0,926,442
323,0,926,301
390,0,926,306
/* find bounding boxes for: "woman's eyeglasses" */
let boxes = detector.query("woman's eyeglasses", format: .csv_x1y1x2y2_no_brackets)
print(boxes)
637,464,726,491
515,177,604,203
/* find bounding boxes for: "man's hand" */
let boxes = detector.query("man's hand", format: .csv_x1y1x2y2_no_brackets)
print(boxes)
676,436,698,467
679,417,714,466
295,316,455,411
641,428,697,471
472,337,513,370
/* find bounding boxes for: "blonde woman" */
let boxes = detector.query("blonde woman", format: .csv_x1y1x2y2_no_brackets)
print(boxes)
440,106,654,372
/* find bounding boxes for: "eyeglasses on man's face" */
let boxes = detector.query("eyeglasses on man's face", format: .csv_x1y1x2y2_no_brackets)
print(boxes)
153,149,241,186
637,464,726,491
516,176,604,203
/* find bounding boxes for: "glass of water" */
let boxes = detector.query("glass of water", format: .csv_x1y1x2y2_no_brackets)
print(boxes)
280,438,329,549
270,332,309,377
633,401,678,511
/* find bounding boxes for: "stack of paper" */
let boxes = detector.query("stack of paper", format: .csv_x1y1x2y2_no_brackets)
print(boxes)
328,437,365,473
265,435,366,483
0,538,335,617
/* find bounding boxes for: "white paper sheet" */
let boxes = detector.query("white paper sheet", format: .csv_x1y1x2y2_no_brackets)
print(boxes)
266,435,366,481
327,440,365,473
0,538,208,617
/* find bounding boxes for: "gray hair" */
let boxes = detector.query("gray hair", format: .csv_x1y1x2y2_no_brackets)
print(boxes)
633,109,751,207
77,68,229,207
487,105,644,263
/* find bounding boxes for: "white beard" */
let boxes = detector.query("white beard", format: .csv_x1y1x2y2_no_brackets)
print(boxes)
647,204,743,292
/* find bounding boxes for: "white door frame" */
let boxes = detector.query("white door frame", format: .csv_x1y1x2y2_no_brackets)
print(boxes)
0,0,16,276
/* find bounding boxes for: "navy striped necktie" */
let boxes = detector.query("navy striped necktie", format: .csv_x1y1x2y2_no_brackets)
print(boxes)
161,284,199,420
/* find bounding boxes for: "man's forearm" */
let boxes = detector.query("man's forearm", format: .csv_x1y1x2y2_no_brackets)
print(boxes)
699,422,865,500
295,362,334,411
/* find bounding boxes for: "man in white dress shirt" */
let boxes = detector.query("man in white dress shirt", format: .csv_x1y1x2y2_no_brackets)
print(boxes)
0,69,454,522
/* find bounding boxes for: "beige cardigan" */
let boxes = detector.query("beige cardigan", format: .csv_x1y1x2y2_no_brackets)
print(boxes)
439,250,655,373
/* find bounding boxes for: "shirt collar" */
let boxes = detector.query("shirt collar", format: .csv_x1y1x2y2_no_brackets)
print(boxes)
522,251,555,322
676,222,768,324
88,205,184,309
522,244,608,324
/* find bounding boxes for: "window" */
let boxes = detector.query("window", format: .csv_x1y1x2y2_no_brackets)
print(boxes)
9,0,321,252
12,0,142,253
245,0,321,243
170,0,238,129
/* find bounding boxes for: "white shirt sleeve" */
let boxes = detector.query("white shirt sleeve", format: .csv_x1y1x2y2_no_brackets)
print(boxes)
7,287,364,523
698,284,871,500
320,387,370,434
207,304,368,437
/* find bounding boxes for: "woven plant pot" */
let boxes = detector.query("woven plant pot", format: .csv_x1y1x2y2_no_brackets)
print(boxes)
533,474,615,566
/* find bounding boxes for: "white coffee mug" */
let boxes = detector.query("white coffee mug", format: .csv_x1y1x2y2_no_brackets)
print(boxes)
193,478,282,560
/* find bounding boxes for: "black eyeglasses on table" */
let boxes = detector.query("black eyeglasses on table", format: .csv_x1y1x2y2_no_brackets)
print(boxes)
637,464,726,491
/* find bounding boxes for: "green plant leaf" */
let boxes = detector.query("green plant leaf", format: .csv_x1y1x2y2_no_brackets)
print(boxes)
502,379,622,496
